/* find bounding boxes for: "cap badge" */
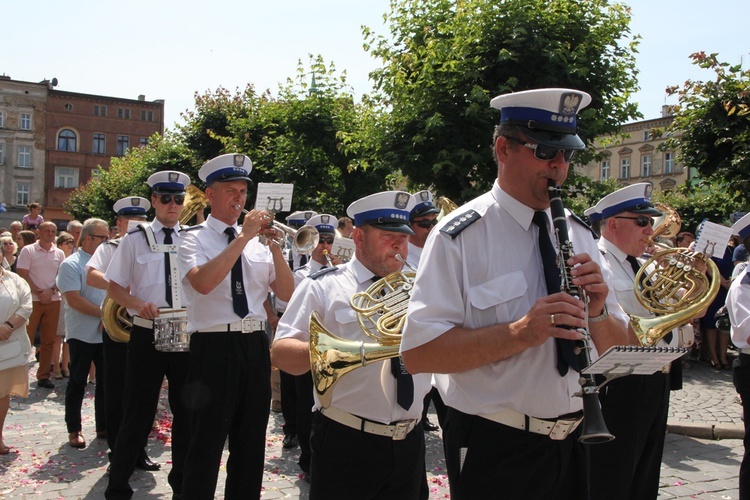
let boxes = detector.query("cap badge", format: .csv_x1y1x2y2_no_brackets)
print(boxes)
419,192,430,202
233,155,244,167
132,198,140,206
304,211,313,220
321,215,330,224
560,93,582,115
168,172,179,183
395,193,409,210
644,184,653,198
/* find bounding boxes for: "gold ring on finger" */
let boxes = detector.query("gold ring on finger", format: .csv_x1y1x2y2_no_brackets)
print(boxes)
550,314,555,325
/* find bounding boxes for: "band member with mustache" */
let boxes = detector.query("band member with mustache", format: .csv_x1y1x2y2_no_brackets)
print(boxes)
273,191,432,499
104,171,192,499
178,154,294,499
401,88,628,499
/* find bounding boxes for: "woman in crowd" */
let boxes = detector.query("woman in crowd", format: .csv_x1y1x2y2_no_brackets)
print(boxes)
17,231,36,252
0,239,33,454
22,203,43,232
1,236,18,272
51,232,75,379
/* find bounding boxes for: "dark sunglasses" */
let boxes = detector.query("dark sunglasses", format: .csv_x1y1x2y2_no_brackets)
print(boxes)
318,236,335,245
159,194,184,205
413,219,438,229
614,215,654,227
506,136,577,163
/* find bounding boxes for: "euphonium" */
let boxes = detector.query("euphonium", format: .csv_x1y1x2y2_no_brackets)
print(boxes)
548,180,614,444
308,255,415,407
102,185,211,342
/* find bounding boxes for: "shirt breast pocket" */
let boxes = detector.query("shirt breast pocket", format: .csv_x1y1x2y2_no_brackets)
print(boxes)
135,252,165,286
468,272,528,325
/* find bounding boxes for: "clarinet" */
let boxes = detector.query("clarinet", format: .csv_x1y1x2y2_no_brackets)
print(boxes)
548,179,614,444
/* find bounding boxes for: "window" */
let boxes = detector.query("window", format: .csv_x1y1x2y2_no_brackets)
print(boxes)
620,158,630,178
94,105,107,117
140,137,149,147
600,160,610,180
643,130,651,141
641,155,652,177
664,152,674,174
55,167,78,188
16,183,29,206
0,143,3,165
0,110,4,128
64,103,73,111
18,145,31,168
93,133,106,154
116,135,129,156
141,110,154,121
118,108,130,119
20,113,31,130
57,129,77,152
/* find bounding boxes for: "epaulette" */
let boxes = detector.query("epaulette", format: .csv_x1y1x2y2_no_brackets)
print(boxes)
309,266,338,280
180,224,203,233
105,237,122,247
126,225,146,235
440,210,482,239
570,212,598,240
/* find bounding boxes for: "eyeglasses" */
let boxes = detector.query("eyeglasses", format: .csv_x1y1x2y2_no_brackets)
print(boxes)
318,237,335,245
505,136,577,163
61,241,75,245
2,242,14,246
159,194,184,206
614,216,654,227
89,234,110,241
413,219,438,229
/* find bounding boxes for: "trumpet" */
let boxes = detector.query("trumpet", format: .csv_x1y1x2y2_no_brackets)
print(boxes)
235,206,319,255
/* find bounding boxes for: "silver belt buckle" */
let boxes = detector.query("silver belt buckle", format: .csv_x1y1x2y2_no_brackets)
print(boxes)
240,318,254,333
548,417,582,441
391,420,413,441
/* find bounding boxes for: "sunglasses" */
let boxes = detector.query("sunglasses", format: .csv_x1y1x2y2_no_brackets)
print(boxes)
413,219,438,229
506,136,577,163
614,215,654,227
318,237,335,245
159,194,184,205
89,234,110,241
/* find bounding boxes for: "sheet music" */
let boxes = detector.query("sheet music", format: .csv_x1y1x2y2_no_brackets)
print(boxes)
694,220,733,258
582,345,687,376
254,183,294,213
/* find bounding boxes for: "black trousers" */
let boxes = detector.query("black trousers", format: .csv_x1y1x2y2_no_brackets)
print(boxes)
65,338,105,433
421,387,447,428
588,372,670,500
181,331,271,500
734,354,750,500
105,326,190,499
444,407,584,500
295,370,315,474
280,368,298,436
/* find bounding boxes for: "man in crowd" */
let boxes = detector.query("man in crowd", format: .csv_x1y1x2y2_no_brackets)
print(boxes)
86,196,157,471
56,218,109,449
401,88,628,498
337,216,354,239
17,221,66,389
66,220,83,248
273,191,432,499
104,172,192,499
179,153,294,498
584,183,673,499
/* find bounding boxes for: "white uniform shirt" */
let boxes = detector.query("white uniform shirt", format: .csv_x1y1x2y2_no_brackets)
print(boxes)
105,220,185,315
275,256,431,424
406,242,422,271
179,214,275,331
275,259,326,313
402,181,627,419
728,266,750,349
85,238,119,278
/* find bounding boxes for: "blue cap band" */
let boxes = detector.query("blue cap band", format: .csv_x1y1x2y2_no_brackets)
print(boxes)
501,106,577,133
118,207,147,216
151,182,185,192
588,197,652,222
354,208,410,227
206,166,250,185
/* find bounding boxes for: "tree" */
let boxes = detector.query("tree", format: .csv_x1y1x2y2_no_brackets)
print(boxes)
364,0,641,202
664,52,750,201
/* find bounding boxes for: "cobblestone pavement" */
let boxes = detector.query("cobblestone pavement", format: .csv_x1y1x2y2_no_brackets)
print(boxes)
0,353,744,499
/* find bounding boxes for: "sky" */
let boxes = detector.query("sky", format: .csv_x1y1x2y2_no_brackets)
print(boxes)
2,0,747,130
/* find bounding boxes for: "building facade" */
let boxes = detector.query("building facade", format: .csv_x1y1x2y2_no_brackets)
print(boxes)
0,75,164,229
576,106,690,191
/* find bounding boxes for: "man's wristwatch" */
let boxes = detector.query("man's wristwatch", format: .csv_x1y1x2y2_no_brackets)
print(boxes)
588,304,610,323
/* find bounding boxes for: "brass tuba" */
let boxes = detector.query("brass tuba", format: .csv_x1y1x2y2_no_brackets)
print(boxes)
629,203,720,346
102,185,211,342
436,196,459,221
309,263,415,408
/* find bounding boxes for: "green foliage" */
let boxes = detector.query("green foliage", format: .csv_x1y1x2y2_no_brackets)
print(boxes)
562,172,620,219
64,133,194,225
665,52,750,197
653,180,746,234
364,0,642,202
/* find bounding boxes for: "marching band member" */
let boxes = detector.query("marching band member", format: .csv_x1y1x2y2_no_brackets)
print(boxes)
86,196,158,472
104,172,192,500
401,88,628,499
405,190,440,271
285,210,317,270
178,154,294,499
273,191,432,499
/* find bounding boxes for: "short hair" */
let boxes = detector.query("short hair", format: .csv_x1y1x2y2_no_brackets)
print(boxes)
28,202,41,210
66,220,83,232
81,218,108,239
56,231,75,247
338,216,353,226
675,232,695,244
491,122,522,165
9,221,22,230
0,235,17,257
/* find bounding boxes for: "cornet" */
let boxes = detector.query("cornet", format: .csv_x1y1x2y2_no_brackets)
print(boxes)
235,205,319,255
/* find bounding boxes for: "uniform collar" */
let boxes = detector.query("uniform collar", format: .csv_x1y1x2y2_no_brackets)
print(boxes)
206,214,238,236
493,181,549,232
599,237,629,265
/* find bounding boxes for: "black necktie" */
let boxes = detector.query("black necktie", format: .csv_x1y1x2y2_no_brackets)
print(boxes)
372,276,413,410
163,227,174,307
299,254,308,267
225,227,249,318
627,255,672,343
532,211,578,375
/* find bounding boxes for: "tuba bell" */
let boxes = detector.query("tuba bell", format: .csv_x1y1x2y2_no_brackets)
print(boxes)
309,261,415,407
102,184,211,343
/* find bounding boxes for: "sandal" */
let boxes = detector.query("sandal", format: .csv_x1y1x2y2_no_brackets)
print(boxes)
68,431,86,449
710,361,721,370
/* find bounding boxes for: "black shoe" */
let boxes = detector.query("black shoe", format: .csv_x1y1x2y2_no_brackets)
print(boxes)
423,419,439,432
302,471,312,483
37,379,54,389
136,455,161,471
282,434,299,449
